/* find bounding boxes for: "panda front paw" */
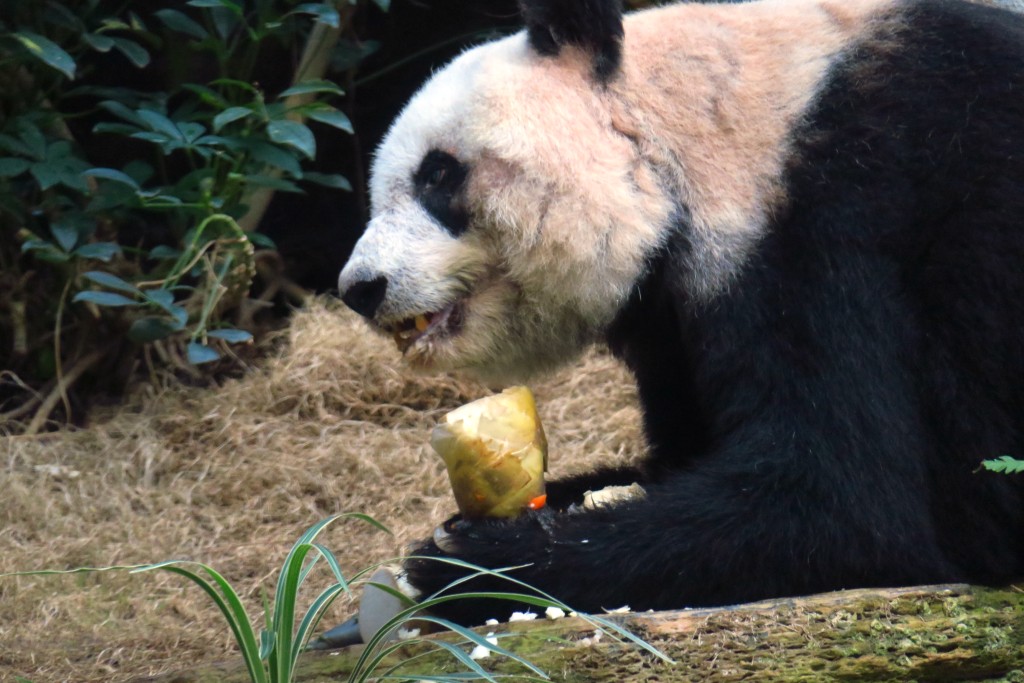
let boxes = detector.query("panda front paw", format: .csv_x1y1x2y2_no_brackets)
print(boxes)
403,511,556,624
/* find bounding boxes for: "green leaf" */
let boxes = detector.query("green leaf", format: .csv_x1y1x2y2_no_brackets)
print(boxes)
181,84,229,110
111,38,151,68
74,243,122,262
84,168,141,191
244,174,302,193
239,140,303,178
279,79,344,99
259,629,276,660
85,182,139,212
137,110,184,140
292,3,340,28
29,165,59,191
100,18,132,31
981,455,1024,474
93,122,142,136
372,0,390,12
187,342,220,364
213,107,253,132
188,0,243,10
207,328,253,344
154,9,209,40
149,245,181,260
306,108,353,134
50,219,79,252
0,158,31,177
12,31,76,79
207,6,240,40
73,290,137,307
143,292,188,328
15,120,46,160
23,243,71,263
82,33,115,52
0,134,34,158
128,316,183,343
82,271,141,295
129,561,266,683
98,100,147,127
210,78,260,96
177,122,207,143
267,120,315,160
303,172,352,191
248,232,276,249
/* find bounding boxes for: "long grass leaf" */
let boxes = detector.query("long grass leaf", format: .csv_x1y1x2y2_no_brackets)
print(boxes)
427,640,502,683
416,616,549,679
585,614,675,663
272,542,313,680
291,583,348,670
310,542,352,592
136,563,267,683
351,638,426,683
386,557,672,664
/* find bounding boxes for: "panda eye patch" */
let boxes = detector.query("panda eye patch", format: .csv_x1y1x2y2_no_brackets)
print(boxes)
413,150,470,237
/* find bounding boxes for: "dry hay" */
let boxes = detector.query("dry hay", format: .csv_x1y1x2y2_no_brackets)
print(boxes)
0,298,644,683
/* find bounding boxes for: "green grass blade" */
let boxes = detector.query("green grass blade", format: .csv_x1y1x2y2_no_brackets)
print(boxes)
271,542,314,680
349,636,413,683
297,552,321,586
425,640,503,683
585,614,676,664
351,591,556,682
396,557,673,664
291,583,347,671
416,616,549,679
134,562,267,683
259,629,276,660
272,513,391,681
310,542,352,592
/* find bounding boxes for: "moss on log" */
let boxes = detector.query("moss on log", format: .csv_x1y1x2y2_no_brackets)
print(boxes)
142,584,1024,683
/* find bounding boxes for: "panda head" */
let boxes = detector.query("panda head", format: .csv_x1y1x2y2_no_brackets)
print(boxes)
338,0,674,383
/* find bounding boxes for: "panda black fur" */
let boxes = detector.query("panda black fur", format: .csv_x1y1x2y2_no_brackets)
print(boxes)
338,0,1024,624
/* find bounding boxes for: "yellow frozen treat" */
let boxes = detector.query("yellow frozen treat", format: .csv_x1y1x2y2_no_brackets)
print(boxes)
430,386,548,519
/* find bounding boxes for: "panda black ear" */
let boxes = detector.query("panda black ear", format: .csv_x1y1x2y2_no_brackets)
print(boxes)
518,0,624,82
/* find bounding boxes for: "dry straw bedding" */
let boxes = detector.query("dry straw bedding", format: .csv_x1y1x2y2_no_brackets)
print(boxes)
0,298,644,683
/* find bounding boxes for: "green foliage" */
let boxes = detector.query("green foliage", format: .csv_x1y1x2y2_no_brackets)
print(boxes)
3,513,670,682
0,0,376,429
981,455,1024,475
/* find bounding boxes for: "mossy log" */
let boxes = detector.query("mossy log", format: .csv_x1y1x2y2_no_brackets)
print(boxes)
143,584,1024,683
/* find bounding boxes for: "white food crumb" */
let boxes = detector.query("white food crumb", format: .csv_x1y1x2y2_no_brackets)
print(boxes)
544,606,566,620
606,605,632,614
509,611,538,622
578,630,604,647
396,627,421,640
469,632,499,660
485,619,500,626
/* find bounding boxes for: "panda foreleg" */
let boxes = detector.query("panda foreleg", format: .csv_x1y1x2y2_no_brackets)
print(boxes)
403,457,957,626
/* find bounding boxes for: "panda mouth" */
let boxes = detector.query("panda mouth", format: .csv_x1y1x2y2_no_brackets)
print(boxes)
389,300,465,353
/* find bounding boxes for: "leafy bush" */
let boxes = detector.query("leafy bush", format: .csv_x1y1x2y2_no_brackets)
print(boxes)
0,0,380,432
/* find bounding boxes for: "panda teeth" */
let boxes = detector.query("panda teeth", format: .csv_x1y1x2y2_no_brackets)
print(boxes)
391,304,459,354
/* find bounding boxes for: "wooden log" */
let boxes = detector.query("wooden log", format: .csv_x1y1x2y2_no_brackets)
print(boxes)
141,584,1024,682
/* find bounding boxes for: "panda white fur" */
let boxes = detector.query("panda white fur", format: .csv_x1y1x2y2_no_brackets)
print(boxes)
338,0,1024,623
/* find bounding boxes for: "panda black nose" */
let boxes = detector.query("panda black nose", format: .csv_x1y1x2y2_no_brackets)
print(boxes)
341,276,388,319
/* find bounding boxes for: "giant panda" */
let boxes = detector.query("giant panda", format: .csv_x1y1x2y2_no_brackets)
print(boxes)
337,0,1024,625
